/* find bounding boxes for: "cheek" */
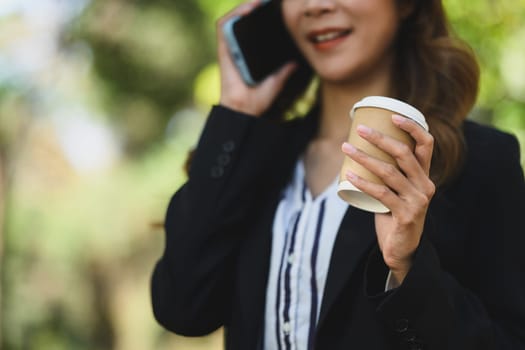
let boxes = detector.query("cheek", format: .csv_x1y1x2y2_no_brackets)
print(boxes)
360,8,400,52
358,0,401,33
281,5,300,41
281,5,311,57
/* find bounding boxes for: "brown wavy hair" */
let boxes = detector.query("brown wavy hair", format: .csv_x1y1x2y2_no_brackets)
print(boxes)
392,0,480,186
263,0,480,187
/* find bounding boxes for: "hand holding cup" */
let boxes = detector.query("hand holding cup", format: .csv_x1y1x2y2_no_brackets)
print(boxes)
339,96,435,284
338,96,429,213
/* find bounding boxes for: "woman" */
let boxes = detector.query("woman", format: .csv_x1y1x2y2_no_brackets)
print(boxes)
151,0,525,349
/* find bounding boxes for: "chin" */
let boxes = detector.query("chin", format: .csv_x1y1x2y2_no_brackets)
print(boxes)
316,68,361,85
308,56,359,82
314,58,390,87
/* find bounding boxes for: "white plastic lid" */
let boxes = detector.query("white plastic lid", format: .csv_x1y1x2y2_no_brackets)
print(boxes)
351,96,428,131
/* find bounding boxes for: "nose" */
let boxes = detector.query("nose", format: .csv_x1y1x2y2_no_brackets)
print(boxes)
303,0,337,17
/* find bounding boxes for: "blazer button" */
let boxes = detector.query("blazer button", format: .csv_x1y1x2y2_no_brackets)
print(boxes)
395,318,409,333
222,140,235,153
211,166,224,178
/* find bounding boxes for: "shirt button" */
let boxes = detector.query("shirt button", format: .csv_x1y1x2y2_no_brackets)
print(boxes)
287,253,295,265
282,322,291,334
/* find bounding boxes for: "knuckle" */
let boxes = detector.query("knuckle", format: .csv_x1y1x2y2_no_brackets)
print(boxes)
373,130,384,143
356,148,368,160
416,192,430,206
381,164,398,178
376,186,391,200
421,133,434,148
349,147,365,161
426,181,436,198
411,191,430,210
394,143,412,158
397,214,413,226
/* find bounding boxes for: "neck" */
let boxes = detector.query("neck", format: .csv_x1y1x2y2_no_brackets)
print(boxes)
316,61,394,143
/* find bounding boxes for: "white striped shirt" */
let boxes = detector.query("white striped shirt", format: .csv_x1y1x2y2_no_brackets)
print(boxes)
263,158,349,350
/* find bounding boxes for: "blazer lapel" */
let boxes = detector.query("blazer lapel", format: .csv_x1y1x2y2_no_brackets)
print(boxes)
317,206,377,327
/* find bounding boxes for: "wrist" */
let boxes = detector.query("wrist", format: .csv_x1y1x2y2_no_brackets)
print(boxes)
384,257,412,285
389,268,409,285
219,95,262,117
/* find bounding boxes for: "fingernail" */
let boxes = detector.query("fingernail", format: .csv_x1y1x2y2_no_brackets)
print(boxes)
342,142,356,154
392,114,405,124
356,124,372,136
346,170,358,181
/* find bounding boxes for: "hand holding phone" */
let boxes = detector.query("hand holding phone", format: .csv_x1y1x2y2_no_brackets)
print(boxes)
216,1,299,116
222,0,300,86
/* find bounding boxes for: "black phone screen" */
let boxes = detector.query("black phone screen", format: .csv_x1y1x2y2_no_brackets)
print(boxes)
232,1,300,83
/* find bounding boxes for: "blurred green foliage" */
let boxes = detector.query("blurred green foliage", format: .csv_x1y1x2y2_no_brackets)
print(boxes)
445,0,525,143
68,0,239,154
68,0,211,153
0,1,524,350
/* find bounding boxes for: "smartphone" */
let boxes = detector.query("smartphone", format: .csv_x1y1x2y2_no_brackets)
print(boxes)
222,0,300,86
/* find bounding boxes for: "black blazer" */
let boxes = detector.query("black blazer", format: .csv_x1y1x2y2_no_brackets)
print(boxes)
151,106,525,349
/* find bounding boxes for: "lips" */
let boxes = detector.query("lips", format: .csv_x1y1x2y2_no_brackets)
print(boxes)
308,29,352,43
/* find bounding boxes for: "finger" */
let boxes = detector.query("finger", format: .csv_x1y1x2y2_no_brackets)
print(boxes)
259,61,298,92
355,124,428,188
344,170,400,211
392,114,434,174
342,142,416,199
216,1,267,86
216,1,262,56
345,168,432,220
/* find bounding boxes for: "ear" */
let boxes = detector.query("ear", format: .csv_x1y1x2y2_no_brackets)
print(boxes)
397,0,416,19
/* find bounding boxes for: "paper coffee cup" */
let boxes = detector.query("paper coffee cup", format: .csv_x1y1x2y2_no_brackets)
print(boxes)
337,96,429,213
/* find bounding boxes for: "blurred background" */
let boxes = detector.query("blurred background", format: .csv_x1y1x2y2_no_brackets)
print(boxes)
0,0,524,349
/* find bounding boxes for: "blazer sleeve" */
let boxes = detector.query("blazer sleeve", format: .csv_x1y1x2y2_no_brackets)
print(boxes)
150,105,284,336
365,130,525,350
